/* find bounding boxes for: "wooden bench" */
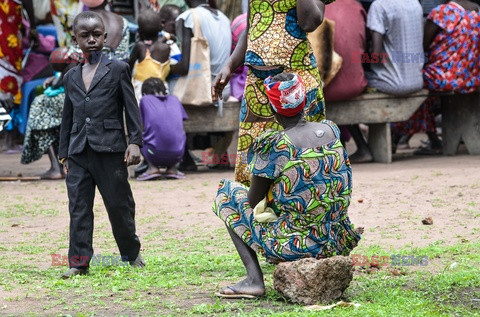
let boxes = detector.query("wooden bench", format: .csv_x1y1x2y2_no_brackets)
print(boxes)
439,92,480,156
183,102,241,134
327,89,430,163
182,89,479,164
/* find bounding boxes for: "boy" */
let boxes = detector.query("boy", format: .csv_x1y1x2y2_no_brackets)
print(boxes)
58,11,144,279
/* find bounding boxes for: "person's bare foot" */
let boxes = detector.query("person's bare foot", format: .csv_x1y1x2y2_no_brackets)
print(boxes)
40,168,64,180
144,167,161,175
217,278,265,299
349,150,373,163
356,227,365,235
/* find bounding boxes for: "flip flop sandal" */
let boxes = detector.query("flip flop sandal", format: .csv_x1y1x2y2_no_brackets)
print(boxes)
136,172,163,181
164,171,185,179
215,286,260,299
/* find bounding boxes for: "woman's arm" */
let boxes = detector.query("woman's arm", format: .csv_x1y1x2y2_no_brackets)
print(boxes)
297,0,325,33
211,29,247,101
247,175,274,208
170,20,193,76
423,19,440,52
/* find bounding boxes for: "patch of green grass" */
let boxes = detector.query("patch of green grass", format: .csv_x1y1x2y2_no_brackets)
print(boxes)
1,228,480,315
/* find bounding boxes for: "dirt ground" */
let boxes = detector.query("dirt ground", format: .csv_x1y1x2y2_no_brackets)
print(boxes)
0,135,479,314
1,134,479,250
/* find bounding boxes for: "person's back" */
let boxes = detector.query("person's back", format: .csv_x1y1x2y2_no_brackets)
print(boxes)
423,1,480,93
366,0,424,95
177,6,231,77
140,95,187,157
323,0,368,101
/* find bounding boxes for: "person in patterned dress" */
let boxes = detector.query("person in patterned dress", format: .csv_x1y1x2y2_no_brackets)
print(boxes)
213,73,362,299
212,0,334,186
392,0,480,154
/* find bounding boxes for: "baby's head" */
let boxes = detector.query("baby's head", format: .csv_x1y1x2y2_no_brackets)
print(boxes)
141,77,167,96
138,9,162,41
72,11,106,54
159,5,181,35
49,47,70,72
264,72,306,118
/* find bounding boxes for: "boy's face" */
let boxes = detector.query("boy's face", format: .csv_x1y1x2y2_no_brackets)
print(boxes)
72,18,107,55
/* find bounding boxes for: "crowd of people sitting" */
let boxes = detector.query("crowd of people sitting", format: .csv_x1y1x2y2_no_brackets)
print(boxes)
0,0,479,179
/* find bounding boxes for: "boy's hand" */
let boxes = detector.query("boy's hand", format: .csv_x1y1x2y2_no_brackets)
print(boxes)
125,144,141,166
63,159,69,175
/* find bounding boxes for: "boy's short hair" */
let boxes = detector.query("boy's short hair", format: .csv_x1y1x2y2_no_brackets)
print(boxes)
141,77,167,96
138,9,162,40
159,4,181,21
73,11,105,33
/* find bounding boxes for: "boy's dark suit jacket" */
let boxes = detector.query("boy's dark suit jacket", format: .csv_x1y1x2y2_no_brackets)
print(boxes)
59,56,142,160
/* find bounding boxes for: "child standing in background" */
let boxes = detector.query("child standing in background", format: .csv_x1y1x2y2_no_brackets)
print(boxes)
137,77,188,181
129,9,171,100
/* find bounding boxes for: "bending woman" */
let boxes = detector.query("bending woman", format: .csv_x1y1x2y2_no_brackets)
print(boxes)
212,0,334,185
213,73,362,298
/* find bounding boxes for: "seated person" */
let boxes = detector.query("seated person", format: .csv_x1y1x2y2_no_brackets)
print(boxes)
129,9,171,101
212,72,363,298
366,0,424,95
137,77,188,180
392,0,480,154
21,47,70,179
323,0,369,161
352,0,424,162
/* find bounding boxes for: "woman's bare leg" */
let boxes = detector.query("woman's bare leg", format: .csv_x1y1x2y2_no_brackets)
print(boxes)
41,145,63,179
219,226,265,296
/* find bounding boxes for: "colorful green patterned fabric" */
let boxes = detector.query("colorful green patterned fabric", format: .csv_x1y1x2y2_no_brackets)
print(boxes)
214,120,360,262
234,0,330,184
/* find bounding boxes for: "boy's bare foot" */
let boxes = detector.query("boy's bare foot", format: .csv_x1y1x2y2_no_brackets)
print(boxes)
356,227,365,234
216,278,265,299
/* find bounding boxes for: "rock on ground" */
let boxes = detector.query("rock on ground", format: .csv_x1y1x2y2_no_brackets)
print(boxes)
273,256,353,305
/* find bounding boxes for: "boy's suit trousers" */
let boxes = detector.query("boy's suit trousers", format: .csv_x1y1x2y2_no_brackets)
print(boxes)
66,144,141,268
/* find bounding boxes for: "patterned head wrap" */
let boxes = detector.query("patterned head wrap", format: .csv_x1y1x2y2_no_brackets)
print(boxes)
264,73,306,117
